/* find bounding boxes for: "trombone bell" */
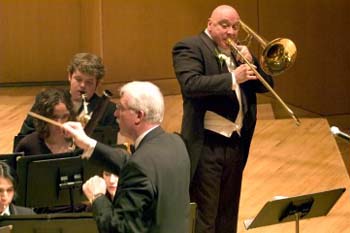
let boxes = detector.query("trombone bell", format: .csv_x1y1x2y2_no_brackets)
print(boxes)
238,20,297,76
261,38,297,76
226,37,300,126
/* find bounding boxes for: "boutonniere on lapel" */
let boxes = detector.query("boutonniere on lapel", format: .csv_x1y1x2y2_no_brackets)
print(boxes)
214,48,227,69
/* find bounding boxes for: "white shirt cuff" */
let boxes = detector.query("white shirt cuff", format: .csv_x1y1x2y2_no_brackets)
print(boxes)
81,139,97,159
231,72,238,90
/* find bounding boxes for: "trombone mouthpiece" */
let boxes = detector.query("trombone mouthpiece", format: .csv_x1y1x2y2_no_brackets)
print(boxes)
226,38,234,46
81,92,87,100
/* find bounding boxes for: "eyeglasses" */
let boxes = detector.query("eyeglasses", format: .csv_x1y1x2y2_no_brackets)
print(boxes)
116,103,138,113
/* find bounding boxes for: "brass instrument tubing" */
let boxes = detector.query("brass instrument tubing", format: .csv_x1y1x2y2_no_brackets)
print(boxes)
81,93,89,117
227,38,300,126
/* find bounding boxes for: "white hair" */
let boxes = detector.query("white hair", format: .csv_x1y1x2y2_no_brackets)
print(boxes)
120,81,164,123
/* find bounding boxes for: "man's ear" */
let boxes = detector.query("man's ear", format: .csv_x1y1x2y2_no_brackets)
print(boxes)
207,17,212,28
135,110,145,125
95,80,100,90
68,73,72,82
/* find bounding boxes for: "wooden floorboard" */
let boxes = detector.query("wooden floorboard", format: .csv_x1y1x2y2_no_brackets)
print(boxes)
0,87,349,232
239,118,350,232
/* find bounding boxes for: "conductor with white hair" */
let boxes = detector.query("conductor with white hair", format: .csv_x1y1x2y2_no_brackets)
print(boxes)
63,81,190,233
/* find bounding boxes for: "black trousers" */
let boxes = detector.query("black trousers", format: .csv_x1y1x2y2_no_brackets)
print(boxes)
190,130,245,233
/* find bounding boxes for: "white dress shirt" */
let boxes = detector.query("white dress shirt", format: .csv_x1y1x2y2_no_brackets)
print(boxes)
203,29,244,137
0,206,10,216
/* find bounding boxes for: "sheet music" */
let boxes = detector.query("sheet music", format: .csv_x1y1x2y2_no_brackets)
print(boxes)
0,225,12,233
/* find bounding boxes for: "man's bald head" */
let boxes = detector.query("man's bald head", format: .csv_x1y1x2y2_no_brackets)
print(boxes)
209,5,239,22
207,5,240,49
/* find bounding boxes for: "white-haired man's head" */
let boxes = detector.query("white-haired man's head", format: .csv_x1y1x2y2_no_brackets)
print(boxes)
120,81,164,124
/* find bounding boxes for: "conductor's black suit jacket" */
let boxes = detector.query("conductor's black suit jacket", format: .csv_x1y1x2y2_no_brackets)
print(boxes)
90,126,191,233
172,32,273,177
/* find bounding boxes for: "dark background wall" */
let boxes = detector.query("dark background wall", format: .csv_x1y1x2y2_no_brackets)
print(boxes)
0,0,349,126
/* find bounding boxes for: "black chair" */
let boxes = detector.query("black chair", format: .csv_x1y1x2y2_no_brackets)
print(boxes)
12,135,26,153
0,152,24,170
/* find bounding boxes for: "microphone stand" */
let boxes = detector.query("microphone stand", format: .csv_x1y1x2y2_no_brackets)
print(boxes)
330,126,350,143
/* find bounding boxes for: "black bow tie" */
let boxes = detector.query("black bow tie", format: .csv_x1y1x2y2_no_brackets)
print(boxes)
129,144,136,153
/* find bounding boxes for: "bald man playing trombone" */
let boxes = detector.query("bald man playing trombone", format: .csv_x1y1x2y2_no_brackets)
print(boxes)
172,5,273,233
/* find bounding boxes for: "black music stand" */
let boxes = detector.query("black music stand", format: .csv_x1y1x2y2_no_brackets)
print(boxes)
243,188,345,233
0,213,98,233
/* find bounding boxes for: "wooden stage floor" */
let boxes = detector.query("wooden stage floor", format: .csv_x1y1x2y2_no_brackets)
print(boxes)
0,87,349,232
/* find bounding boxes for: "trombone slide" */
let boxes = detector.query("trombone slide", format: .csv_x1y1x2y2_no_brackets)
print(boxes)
226,38,300,126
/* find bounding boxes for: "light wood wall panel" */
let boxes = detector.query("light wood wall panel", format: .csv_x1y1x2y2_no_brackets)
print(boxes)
0,0,349,121
258,0,350,116
0,0,81,83
80,0,102,56
100,0,257,94
101,0,238,83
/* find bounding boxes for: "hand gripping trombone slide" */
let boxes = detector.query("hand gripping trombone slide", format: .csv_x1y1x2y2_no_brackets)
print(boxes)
226,21,300,126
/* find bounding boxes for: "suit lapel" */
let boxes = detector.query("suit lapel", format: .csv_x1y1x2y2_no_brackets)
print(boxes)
9,204,16,215
240,87,248,115
199,32,248,115
199,32,216,54
199,32,229,73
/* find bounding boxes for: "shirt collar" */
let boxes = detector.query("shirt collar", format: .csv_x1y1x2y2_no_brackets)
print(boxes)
204,29,231,55
204,28,212,39
0,206,10,216
134,125,159,150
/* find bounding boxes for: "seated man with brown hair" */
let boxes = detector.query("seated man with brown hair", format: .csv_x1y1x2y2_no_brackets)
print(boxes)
17,53,118,144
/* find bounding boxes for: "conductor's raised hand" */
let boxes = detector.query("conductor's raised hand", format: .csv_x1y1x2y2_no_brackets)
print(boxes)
62,121,95,151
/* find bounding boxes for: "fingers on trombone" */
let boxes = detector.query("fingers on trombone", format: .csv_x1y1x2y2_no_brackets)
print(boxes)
249,73,257,80
246,68,257,80
248,64,257,69
242,63,256,70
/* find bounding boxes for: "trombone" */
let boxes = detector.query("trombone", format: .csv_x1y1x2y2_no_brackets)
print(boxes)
227,20,300,126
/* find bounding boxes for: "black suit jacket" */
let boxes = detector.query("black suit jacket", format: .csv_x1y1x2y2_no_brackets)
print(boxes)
9,204,36,215
172,32,273,177
90,126,190,233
